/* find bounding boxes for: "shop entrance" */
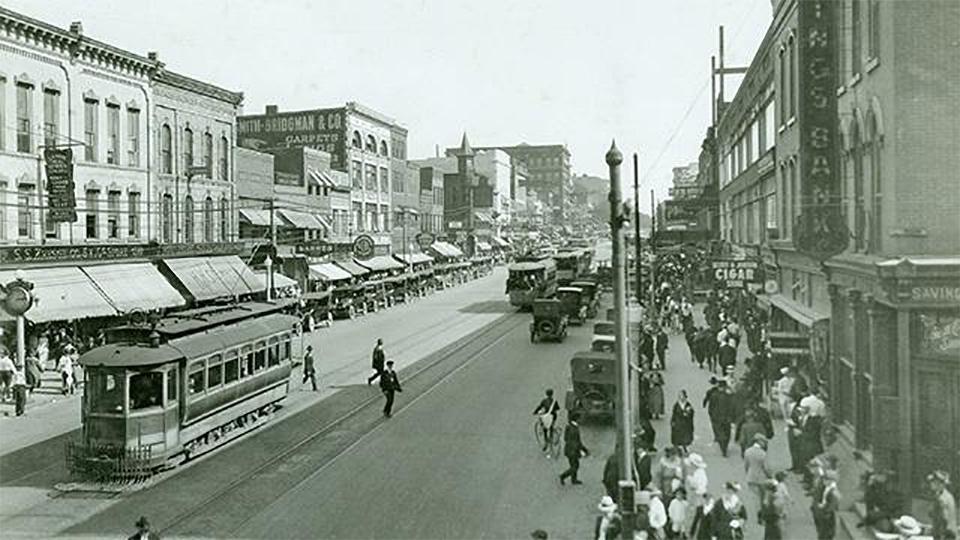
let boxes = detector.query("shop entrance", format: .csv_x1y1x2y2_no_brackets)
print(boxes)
913,366,960,495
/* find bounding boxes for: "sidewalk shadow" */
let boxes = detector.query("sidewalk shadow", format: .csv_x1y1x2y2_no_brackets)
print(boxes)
457,300,514,314
0,428,77,488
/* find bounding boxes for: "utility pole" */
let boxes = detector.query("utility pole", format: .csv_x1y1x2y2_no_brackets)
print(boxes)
649,189,656,312
268,198,276,301
632,153,641,302
606,141,635,537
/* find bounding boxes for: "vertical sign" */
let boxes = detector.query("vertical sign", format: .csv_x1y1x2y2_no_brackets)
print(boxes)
43,148,78,223
794,0,848,260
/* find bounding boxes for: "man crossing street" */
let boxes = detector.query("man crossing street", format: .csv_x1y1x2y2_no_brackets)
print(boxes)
380,360,402,418
559,413,589,485
302,345,318,391
367,338,386,385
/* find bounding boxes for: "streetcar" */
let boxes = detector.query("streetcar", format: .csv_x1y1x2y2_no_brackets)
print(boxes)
67,301,302,479
554,250,583,285
506,256,557,309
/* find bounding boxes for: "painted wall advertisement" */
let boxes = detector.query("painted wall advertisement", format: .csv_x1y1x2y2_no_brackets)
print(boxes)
238,108,347,170
793,0,848,260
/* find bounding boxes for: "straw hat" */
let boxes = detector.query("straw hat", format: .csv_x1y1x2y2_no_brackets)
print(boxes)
686,453,707,469
893,515,922,536
597,495,618,513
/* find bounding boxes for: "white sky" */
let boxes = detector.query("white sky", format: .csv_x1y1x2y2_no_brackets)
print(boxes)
6,0,771,203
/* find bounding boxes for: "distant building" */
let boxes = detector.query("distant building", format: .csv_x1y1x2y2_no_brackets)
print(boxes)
238,102,405,255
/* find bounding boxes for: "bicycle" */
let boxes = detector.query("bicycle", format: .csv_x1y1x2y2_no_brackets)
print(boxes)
533,414,561,458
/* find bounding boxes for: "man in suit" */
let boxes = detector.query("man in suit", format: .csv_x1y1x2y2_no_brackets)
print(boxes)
379,360,402,417
302,345,317,391
744,434,772,512
367,338,386,385
559,413,589,485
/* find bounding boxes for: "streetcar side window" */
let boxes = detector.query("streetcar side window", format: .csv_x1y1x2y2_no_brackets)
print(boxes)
188,362,205,395
282,337,292,362
241,345,253,378
224,349,239,384
268,337,279,367
254,340,266,372
167,368,178,404
207,354,223,389
130,371,163,410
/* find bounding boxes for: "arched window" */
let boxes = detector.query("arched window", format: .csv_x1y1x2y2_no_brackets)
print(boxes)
351,131,362,149
203,196,214,242
183,128,194,170
203,132,213,174
161,194,173,242
219,198,229,241
183,195,194,243
787,35,796,119
161,124,172,174
379,140,388,157
365,134,376,152
867,109,882,253
219,135,229,180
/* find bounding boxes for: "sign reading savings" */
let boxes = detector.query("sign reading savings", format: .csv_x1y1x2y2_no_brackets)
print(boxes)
711,259,761,289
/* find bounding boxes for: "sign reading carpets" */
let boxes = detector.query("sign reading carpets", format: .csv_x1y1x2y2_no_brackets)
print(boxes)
352,234,375,260
44,148,78,223
793,0,848,260
238,108,347,170
711,258,761,289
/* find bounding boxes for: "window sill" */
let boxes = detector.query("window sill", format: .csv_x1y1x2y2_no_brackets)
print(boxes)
865,57,880,74
15,238,40,245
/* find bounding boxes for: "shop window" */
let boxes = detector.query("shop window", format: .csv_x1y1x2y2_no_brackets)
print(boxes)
167,368,178,403
207,354,223,388
224,350,239,384
188,363,205,395
130,371,163,410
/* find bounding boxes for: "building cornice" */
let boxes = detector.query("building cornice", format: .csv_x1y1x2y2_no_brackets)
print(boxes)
154,70,243,106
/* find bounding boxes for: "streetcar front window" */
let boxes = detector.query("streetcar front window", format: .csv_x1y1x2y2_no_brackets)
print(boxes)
130,371,163,410
89,370,124,414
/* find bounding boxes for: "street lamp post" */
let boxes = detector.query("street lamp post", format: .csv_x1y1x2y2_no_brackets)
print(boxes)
607,141,636,537
2,272,35,416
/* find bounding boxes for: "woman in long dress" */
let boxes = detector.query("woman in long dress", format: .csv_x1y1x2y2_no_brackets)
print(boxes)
648,372,665,419
671,389,695,453
709,482,748,540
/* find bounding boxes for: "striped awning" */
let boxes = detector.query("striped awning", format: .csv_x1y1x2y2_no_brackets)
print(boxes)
239,208,271,226
308,169,337,188
355,255,404,272
429,241,464,258
309,263,352,281
314,214,332,230
395,253,434,265
278,209,324,230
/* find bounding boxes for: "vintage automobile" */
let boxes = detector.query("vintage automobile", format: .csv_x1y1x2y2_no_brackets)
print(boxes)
591,334,616,353
557,286,588,325
565,350,617,422
330,285,361,319
529,298,569,342
569,279,601,318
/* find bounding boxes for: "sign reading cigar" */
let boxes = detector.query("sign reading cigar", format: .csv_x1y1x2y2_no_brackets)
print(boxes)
44,148,78,223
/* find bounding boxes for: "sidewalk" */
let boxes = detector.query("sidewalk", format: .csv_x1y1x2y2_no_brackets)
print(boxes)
0,268,508,458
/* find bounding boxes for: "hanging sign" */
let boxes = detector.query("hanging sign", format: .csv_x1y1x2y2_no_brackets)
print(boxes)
711,258,761,289
352,234,375,260
44,148,77,223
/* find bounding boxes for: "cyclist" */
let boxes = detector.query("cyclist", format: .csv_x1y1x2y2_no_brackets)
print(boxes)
533,388,561,451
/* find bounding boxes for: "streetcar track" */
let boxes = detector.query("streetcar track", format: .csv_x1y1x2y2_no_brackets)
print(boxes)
158,311,523,536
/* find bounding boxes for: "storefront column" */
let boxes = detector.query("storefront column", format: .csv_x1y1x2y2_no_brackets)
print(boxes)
895,308,913,497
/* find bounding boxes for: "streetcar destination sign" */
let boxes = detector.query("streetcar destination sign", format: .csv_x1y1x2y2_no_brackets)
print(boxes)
711,259,761,289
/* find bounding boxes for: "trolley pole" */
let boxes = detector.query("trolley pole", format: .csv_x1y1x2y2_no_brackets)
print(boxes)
607,141,635,537
268,198,276,300
632,153,642,303
649,189,657,314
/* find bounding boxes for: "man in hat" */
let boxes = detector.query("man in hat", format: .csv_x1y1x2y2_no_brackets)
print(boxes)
594,495,622,540
893,515,924,538
302,345,318,392
811,470,840,539
704,378,735,457
367,338,387,385
129,516,160,540
379,360,402,418
927,470,957,539
559,412,589,485
744,434,771,514
775,366,797,420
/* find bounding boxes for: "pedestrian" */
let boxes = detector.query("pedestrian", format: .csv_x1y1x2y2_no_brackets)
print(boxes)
691,493,716,540
772,471,793,519
671,390,695,453
811,469,840,539
667,487,689,539
926,470,957,540
367,338,386,385
595,495,622,540
657,446,685,497
648,488,668,537
709,482,748,540
736,409,766,458
0,349,14,402
718,338,737,375
774,367,796,420
744,434,772,513
647,372,665,419
603,450,621,501
25,352,42,393
128,515,160,540
57,347,75,395
655,326,669,370
636,444,655,491
37,336,50,371
379,360,401,417
301,345,318,391
704,378,735,457
559,412,589,485
684,452,709,504
758,480,784,540
635,490,654,539
12,366,27,416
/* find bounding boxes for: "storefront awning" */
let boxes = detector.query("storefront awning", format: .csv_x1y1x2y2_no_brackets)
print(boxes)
491,236,511,248
429,241,464,258
239,208,271,226
253,271,298,290
314,214,332,230
82,263,186,313
355,255,404,272
308,169,336,188
277,209,325,230
395,253,434,265
0,267,117,323
335,260,371,277
161,255,259,301
309,263,353,281
474,211,494,224
475,241,492,252
769,294,829,328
